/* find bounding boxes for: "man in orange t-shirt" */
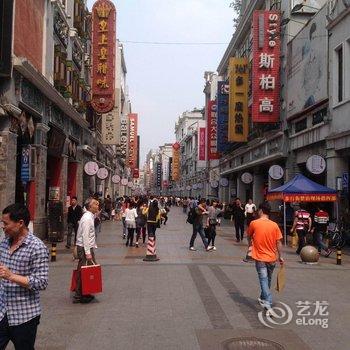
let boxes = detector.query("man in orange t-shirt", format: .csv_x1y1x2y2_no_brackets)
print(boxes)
247,202,283,310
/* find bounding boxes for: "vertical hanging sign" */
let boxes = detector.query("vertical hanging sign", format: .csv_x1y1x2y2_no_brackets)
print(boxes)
128,114,138,173
252,11,281,123
228,58,249,142
198,127,206,161
172,142,180,181
217,81,232,152
207,101,220,159
91,0,116,114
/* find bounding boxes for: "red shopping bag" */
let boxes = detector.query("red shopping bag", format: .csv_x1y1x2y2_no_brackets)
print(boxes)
70,270,78,292
81,264,102,295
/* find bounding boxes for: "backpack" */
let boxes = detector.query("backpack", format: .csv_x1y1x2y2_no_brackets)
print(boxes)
186,208,197,224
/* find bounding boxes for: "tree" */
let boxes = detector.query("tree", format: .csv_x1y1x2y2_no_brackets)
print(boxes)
230,0,242,30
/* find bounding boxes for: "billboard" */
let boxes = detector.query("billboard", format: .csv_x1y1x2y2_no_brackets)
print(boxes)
207,100,220,159
228,58,249,141
128,114,138,171
252,11,281,123
217,81,232,152
172,142,180,181
91,0,116,114
287,6,328,117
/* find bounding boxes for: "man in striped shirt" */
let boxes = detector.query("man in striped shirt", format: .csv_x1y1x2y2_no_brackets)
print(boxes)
312,206,331,257
290,205,312,255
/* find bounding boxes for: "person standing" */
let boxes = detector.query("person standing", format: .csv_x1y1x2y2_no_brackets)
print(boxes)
233,198,245,242
74,198,100,304
312,206,331,256
143,200,161,239
125,202,138,247
183,197,189,214
0,204,49,348
247,202,283,312
136,202,147,247
245,198,256,227
189,199,209,251
206,200,225,251
104,195,112,220
290,204,312,255
66,196,83,249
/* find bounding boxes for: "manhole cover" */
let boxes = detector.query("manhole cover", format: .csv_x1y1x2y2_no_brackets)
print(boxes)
222,337,285,350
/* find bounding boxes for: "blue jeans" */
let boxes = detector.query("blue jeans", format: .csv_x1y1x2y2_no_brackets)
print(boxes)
189,224,208,248
255,261,276,306
315,232,328,252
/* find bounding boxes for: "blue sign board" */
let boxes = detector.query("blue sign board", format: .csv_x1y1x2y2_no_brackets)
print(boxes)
217,81,233,153
342,172,349,192
20,146,30,183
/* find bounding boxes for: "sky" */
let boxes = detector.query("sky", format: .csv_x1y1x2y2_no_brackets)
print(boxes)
87,0,235,165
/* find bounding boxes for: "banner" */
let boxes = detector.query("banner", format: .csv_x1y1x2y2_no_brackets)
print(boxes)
91,0,116,114
119,116,128,159
217,81,232,152
128,114,138,171
228,57,249,142
198,127,206,161
172,142,180,181
207,101,220,159
101,111,120,144
156,163,162,187
252,11,281,123
168,157,173,181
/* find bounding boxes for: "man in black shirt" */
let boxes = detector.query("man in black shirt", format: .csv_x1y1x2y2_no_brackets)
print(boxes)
66,196,83,248
233,198,245,242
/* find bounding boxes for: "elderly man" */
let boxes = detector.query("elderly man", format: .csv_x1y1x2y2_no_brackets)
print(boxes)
0,204,49,349
74,198,100,304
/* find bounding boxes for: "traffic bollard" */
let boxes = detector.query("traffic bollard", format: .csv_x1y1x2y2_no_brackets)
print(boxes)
336,249,341,265
51,243,57,262
143,236,159,262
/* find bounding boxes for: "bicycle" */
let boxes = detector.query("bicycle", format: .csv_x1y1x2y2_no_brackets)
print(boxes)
326,222,346,249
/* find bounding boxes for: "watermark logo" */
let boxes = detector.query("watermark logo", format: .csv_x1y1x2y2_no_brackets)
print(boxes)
258,300,329,329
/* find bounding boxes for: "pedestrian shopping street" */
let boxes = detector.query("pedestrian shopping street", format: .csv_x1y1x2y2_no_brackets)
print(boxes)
27,208,350,350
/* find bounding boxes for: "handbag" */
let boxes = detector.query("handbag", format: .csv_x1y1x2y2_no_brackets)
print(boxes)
70,270,78,292
275,265,286,292
81,261,103,295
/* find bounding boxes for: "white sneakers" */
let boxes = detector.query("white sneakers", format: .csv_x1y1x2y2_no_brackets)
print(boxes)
206,246,217,251
189,247,197,251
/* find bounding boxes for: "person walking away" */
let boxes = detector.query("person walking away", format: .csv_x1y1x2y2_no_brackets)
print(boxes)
143,200,161,240
189,199,209,251
183,197,189,214
245,198,256,228
74,198,100,304
291,204,312,255
312,206,331,257
247,202,283,312
121,199,129,239
104,195,112,220
0,204,49,349
135,202,147,247
233,198,245,242
206,200,225,251
66,196,83,249
125,202,138,247
115,198,123,221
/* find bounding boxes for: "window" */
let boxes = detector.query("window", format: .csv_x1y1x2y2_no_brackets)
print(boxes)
312,107,327,125
295,118,307,133
337,46,343,102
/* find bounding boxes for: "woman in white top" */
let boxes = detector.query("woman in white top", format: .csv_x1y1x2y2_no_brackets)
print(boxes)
125,202,138,247
244,199,256,227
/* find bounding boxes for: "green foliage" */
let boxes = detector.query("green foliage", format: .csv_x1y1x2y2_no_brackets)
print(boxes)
229,0,242,30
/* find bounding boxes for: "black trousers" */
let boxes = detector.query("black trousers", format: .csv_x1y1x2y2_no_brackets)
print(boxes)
235,220,245,240
296,229,307,254
207,224,217,246
126,228,135,246
0,314,40,350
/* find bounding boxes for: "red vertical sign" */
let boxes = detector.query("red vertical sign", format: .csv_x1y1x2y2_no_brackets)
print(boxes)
252,11,281,123
198,127,206,161
207,100,220,159
91,0,116,114
128,114,138,172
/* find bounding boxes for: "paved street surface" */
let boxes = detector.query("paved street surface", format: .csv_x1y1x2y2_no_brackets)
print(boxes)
16,208,350,350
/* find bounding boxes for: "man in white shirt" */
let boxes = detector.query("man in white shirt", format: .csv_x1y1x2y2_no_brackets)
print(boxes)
74,198,99,303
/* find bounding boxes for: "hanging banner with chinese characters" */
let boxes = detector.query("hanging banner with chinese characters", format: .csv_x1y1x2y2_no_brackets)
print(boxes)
156,163,162,187
207,100,220,159
252,11,281,123
228,58,249,142
91,0,116,114
172,142,180,181
198,127,206,161
128,114,138,173
217,81,233,152
101,111,120,144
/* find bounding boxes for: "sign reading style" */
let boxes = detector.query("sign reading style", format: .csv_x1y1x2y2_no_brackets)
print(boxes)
207,101,220,159
128,114,138,173
172,142,180,181
252,10,281,123
91,0,116,114
228,58,249,142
